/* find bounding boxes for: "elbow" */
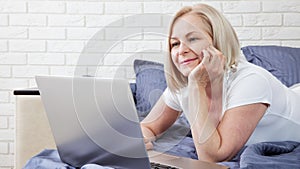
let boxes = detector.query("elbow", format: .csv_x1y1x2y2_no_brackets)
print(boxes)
197,152,222,163
197,148,236,163
198,154,230,163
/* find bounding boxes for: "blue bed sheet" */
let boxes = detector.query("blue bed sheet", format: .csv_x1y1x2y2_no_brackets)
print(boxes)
23,149,113,169
237,141,300,169
23,117,300,169
24,140,300,169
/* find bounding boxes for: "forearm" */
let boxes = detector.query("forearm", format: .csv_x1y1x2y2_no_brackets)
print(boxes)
140,123,156,141
187,81,225,162
141,97,181,138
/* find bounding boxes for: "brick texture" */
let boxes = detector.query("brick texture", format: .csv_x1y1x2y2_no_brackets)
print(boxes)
1,0,300,168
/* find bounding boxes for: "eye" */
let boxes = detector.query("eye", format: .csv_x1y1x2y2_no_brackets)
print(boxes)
171,41,180,48
189,37,198,42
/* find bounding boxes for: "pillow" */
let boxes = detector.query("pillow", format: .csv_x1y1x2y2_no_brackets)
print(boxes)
133,59,167,118
242,45,300,87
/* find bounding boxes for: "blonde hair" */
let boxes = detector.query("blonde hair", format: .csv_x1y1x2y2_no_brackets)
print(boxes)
165,4,240,93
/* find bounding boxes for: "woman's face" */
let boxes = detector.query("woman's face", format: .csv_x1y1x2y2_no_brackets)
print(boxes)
170,14,213,77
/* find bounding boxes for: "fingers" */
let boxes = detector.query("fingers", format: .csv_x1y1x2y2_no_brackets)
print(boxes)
207,46,218,66
203,45,226,69
144,138,153,150
207,45,222,55
144,140,153,150
201,48,211,65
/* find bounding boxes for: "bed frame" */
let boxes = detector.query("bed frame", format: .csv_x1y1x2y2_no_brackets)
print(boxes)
14,89,56,169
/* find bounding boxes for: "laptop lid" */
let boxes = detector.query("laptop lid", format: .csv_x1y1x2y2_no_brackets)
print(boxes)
36,76,151,169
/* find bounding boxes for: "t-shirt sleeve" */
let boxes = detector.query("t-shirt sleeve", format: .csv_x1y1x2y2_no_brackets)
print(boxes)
162,87,183,111
226,73,272,110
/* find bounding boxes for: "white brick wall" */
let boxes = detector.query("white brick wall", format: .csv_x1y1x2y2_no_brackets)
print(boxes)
0,41,8,52
0,2,26,13
223,1,261,13
0,28,27,39
0,53,27,65
28,1,65,14
0,15,8,26
1,0,300,168
9,40,46,52
29,28,66,40
67,2,104,14
105,2,143,14
10,14,47,26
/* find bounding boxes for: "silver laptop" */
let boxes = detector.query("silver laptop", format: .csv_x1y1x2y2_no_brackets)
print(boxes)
36,75,227,169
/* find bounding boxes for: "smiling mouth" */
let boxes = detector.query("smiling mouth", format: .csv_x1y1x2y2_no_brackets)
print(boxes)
181,58,198,65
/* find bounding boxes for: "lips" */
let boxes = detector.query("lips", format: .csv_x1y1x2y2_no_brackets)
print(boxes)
180,57,198,65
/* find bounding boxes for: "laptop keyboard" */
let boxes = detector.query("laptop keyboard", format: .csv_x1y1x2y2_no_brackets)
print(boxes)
150,162,179,169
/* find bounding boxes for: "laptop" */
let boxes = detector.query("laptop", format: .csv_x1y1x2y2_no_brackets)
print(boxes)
35,75,227,169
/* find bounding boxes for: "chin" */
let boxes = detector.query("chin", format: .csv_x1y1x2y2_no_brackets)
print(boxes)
179,66,196,77
180,69,192,77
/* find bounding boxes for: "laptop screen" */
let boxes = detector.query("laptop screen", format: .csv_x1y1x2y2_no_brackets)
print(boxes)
36,76,151,168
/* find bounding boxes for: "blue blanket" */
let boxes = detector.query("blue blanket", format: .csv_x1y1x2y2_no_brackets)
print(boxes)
236,141,300,169
23,149,113,169
24,141,300,169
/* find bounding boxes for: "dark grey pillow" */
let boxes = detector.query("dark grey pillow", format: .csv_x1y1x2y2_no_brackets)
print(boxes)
242,45,300,87
133,59,167,117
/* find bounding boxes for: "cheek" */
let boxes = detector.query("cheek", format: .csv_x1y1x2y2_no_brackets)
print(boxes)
170,50,178,63
189,41,210,55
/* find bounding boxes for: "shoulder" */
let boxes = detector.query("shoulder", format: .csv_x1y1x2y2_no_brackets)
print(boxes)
229,60,273,86
226,61,273,109
162,87,183,111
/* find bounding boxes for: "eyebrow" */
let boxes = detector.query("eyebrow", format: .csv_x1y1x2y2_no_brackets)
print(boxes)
186,31,200,36
171,31,201,39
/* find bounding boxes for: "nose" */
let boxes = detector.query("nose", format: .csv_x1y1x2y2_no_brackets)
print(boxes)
178,42,190,55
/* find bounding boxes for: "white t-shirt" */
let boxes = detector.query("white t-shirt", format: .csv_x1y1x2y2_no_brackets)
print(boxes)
163,60,300,145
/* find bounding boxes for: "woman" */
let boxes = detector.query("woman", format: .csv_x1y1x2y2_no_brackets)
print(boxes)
141,3,300,162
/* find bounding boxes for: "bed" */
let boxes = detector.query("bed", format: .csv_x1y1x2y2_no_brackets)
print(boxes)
14,45,300,169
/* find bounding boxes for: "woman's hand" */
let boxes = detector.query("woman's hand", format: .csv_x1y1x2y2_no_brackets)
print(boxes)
188,45,226,86
144,138,154,150
141,125,155,150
